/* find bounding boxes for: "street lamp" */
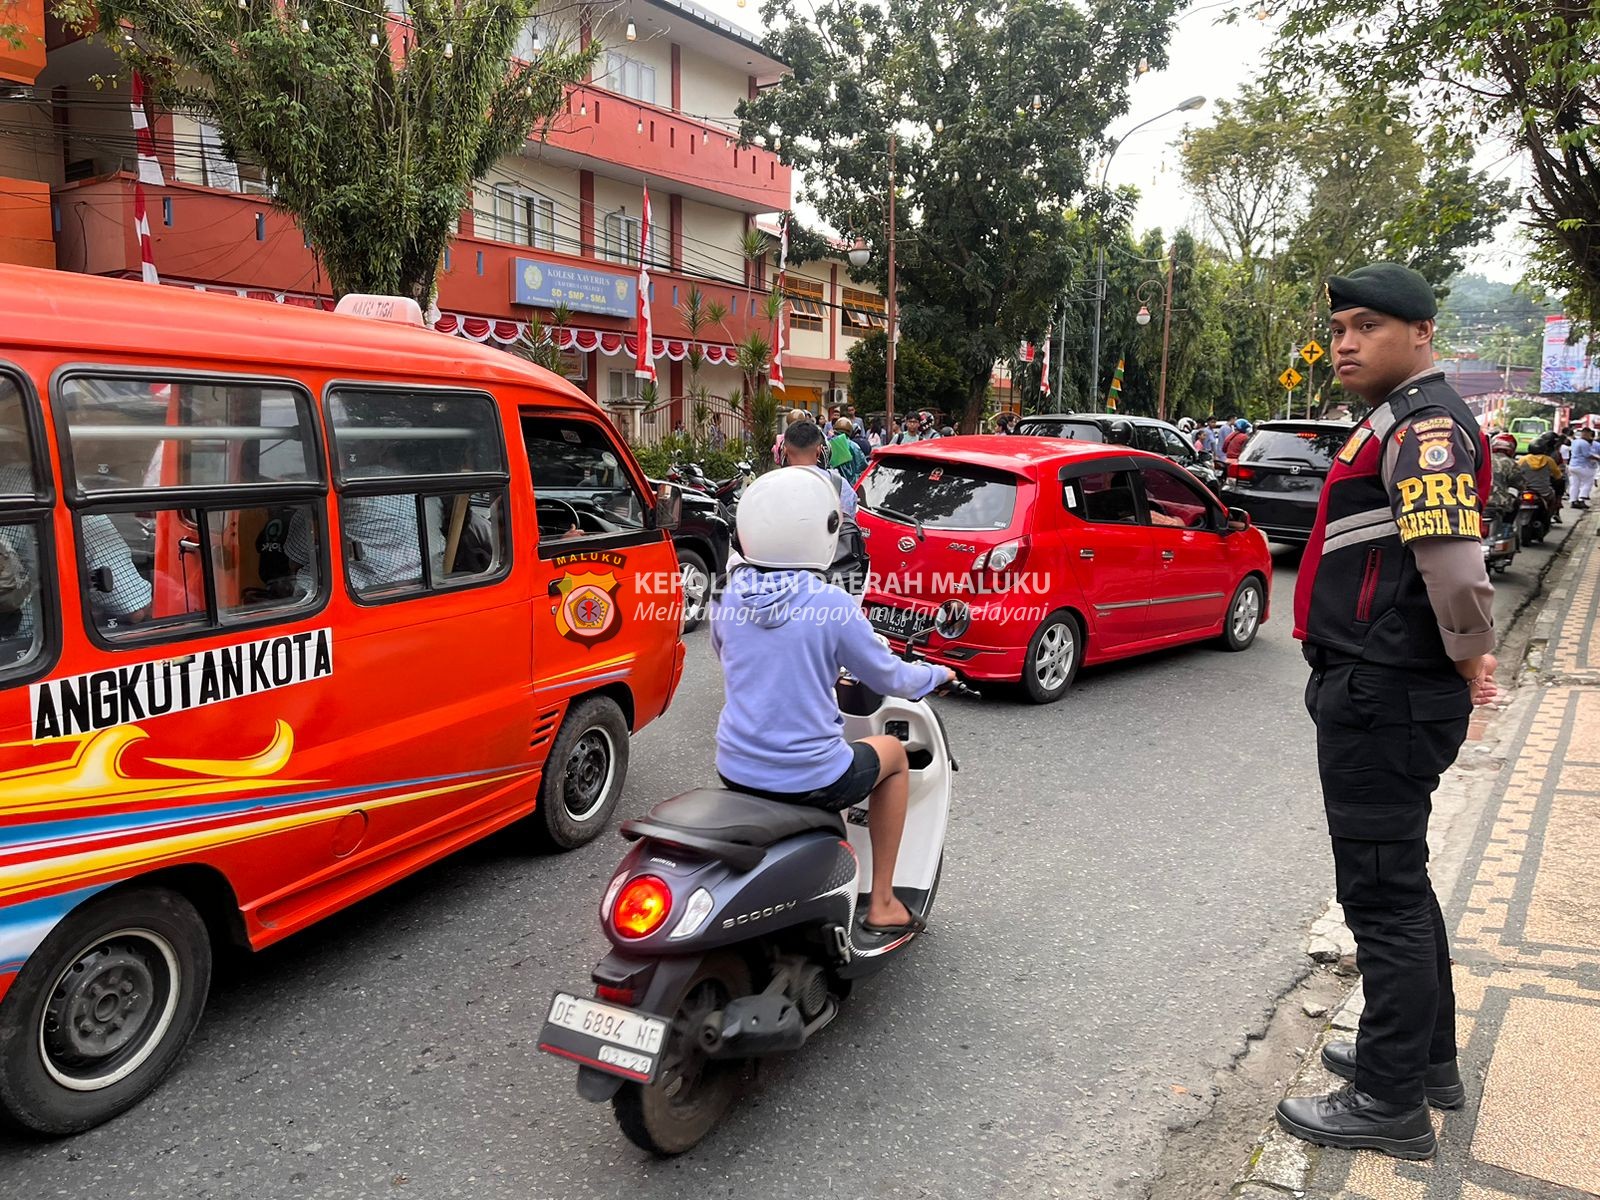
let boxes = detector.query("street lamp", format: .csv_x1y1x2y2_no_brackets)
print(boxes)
1089,94,1205,409
1131,245,1179,421
849,134,900,427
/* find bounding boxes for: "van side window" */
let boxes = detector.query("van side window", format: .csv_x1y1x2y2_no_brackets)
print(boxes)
55,374,326,644
1063,471,1140,524
521,416,647,547
324,388,511,601
0,371,51,680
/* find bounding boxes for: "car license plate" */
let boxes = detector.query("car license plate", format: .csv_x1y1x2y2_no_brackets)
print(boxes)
867,603,926,639
537,992,668,1083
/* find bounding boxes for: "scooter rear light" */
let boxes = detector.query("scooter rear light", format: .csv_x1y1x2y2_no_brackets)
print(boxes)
668,888,715,940
596,983,636,1006
612,875,672,939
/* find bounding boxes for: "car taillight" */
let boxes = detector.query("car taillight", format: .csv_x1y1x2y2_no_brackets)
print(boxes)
981,537,1027,573
612,875,672,939
1226,462,1255,481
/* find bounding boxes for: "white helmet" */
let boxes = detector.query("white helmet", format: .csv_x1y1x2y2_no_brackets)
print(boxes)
736,468,841,571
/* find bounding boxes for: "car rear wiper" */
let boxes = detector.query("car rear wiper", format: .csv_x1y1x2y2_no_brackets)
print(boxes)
874,505,925,540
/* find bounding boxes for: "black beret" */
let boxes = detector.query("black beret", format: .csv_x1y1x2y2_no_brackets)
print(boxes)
1325,263,1437,321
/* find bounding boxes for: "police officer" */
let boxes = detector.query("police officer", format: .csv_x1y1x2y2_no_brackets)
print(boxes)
1278,263,1498,1161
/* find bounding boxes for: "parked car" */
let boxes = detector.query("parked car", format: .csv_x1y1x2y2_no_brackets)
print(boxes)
857,436,1272,703
651,481,732,631
1219,420,1354,545
1013,412,1223,493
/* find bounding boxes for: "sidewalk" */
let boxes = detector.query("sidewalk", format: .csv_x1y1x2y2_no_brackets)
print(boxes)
1241,520,1600,1200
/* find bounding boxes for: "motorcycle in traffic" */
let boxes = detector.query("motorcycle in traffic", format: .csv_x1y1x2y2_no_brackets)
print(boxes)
1482,504,1520,574
537,605,974,1155
1518,489,1552,546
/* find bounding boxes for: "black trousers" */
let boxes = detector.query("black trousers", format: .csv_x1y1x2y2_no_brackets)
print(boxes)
1305,654,1471,1105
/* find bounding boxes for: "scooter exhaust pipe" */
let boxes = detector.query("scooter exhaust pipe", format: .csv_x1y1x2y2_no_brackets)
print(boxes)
698,993,840,1059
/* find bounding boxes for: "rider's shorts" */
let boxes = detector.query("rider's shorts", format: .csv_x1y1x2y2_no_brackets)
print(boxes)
719,740,881,813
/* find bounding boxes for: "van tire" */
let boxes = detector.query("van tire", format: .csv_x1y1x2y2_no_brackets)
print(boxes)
1019,610,1081,704
677,548,712,633
534,697,631,851
0,887,211,1136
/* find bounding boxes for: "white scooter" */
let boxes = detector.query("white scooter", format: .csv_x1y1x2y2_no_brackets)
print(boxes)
537,603,973,1154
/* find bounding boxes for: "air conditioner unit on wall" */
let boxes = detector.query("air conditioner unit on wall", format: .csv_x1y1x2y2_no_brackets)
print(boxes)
825,387,848,407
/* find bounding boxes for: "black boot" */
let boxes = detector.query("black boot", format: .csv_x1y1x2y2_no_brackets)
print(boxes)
1321,1041,1466,1109
1277,1086,1437,1159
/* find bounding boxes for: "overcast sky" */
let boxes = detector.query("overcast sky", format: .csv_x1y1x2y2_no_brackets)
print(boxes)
696,0,1533,285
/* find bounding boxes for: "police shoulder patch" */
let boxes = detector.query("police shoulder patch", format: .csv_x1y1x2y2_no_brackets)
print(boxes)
1337,426,1372,464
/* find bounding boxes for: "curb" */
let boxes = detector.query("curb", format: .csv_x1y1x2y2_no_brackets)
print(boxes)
1225,515,1589,1200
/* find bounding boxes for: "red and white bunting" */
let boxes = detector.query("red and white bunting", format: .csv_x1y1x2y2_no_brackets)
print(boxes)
634,186,656,384
769,214,788,393
1018,340,1035,363
1040,325,1052,396
129,73,163,285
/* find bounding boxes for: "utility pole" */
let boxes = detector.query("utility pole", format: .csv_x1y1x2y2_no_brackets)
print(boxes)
885,132,897,427
1157,242,1175,422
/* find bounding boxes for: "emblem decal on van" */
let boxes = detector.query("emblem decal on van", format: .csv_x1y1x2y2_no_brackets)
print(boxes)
28,629,334,741
555,571,623,645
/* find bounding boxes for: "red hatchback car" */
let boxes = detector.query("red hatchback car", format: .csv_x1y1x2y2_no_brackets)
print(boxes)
857,436,1272,702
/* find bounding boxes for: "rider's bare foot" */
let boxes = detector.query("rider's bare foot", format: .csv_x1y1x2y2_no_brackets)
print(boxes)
865,895,913,929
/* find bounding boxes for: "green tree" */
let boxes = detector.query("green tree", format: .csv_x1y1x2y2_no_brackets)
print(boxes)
744,0,1181,431
846,330,969,419
1258,0,1600,330
57,0,595,305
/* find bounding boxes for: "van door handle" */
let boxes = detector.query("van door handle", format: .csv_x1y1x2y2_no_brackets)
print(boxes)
1079,549,1094,560
1162,550,1176,561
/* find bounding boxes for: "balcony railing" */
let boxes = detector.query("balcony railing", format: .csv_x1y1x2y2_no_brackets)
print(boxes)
51,174,776,347
544,82,789,212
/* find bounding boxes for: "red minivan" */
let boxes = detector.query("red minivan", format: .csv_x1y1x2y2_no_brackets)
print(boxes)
857,436,1273,702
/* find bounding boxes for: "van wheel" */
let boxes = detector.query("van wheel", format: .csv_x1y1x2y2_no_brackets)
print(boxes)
534,697,631,851
0,887,211,1135
1020,610,1081,704
1219,576,1264,651
677,548,712,633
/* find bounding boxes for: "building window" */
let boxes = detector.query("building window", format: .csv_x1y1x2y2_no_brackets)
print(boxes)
602,209,657,266
603,52,656,104
785,278,826,332
489,186,555,249
195,118,271,195
840,287,887,337
607,371,642,405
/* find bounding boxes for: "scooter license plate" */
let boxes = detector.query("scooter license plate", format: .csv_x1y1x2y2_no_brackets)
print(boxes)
537,992,668,1083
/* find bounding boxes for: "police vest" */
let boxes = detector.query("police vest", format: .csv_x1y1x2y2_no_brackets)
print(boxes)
1292,374,1490,668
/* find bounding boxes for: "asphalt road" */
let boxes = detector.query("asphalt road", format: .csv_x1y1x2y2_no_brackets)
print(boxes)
0,539,1557,1199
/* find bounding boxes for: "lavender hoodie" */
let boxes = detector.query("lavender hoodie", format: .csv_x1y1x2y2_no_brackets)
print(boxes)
710,567,943,792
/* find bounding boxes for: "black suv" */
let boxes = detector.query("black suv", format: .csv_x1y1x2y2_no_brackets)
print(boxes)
1219,420,1354,545
651,482,731,631
1014,412,1223,493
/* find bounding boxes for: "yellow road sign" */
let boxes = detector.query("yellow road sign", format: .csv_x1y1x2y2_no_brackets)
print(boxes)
1300,340,1325,365
1280,366,1304,390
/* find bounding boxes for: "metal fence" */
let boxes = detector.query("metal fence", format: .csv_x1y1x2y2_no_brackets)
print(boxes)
614,396,754,449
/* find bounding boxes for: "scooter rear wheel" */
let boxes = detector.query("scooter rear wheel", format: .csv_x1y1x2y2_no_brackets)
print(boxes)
612,952,751,1155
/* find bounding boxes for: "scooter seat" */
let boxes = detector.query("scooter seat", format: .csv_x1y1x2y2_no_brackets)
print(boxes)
635,789,846,848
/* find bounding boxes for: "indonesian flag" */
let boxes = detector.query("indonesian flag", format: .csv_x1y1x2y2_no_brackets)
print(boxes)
1018,340,1036,363
130,73,163,285
634,185,656,383
769,214,788,392
1040,325,1052,396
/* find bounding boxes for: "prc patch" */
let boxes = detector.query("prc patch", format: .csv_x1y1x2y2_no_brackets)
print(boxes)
1337,426,1372,464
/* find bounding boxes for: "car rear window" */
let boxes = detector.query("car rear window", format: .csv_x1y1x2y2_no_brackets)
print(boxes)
1240,427,1348,469
860,458,1018,530
1015,419,1104,442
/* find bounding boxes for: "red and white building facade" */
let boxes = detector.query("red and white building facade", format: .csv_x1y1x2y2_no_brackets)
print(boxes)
0,0,881,438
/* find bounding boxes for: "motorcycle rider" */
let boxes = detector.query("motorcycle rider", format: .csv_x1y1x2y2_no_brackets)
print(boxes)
709,469,954,935
1518,433,1565,524
1485,432,1522,547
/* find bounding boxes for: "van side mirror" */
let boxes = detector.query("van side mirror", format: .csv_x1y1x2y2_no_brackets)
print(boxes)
654,482,682,532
